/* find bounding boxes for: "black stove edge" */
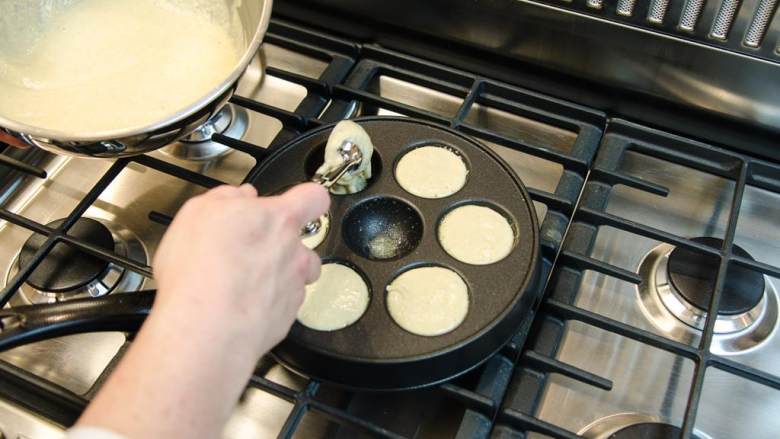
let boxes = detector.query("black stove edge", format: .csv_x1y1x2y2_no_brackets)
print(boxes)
273,1,780,164
0,361,85,427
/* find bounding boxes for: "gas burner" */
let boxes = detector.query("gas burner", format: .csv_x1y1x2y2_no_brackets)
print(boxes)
160,104,249,161
667,237,765,320
20,218,113,294
159,48,264,162
638,239,777,354
579,413,709,439
7,217,147,305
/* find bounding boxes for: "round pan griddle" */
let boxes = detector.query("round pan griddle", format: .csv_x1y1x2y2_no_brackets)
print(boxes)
251,117,541,390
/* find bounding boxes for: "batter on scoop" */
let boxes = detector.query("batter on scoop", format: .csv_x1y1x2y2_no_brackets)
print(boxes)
315,120,375,194
301,214,329,249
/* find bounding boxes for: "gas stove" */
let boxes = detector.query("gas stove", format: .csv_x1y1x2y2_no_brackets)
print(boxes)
1,7,779,439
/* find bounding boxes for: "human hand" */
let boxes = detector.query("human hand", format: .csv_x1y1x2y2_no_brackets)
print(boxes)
152,183,330,359
76,183,329,439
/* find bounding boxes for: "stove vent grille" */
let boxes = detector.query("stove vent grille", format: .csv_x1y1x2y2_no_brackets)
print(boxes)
679,0,706,30
617,0,636,15
744,0,778,46
587,0,604,9
541,0,779,58
648,0,672,22
711,0,742,39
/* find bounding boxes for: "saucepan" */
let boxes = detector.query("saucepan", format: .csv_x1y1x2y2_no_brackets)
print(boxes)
0,0,273,158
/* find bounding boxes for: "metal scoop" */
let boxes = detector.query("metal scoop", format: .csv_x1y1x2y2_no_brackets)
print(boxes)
301,141,363,237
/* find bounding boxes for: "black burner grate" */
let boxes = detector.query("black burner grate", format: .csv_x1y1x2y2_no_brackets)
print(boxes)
494,119,780,438
4,15,774,439
0,18,604,437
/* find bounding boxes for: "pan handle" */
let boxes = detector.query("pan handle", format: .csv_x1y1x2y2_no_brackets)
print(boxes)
0,291,155,351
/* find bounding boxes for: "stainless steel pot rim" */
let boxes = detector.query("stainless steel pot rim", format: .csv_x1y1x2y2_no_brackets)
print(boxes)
0,0,273,143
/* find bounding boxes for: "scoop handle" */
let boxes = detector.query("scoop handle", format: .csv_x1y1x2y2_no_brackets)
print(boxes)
300,141,362,237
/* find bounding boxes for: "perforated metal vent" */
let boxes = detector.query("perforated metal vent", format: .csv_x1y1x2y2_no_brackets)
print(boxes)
744,0,778,47
711,0,742,39
617,0,637,15
587,0,604,9
648,0,671,23
679,0,706,30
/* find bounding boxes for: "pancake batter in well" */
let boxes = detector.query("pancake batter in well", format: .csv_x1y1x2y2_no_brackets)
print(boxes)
316,121,374,194
386,266,469,336
0,0,243,133
297,263,370,331
395,146,468,198
439,205,514,265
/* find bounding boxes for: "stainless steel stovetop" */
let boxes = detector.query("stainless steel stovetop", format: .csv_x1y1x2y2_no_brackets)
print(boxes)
530,150,780,438
1,18,778,439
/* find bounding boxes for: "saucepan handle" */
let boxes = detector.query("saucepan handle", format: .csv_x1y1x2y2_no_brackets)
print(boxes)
0,291,155,351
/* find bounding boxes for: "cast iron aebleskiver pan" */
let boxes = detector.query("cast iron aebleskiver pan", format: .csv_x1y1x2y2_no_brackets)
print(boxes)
0,117,541,390
250,117,541,390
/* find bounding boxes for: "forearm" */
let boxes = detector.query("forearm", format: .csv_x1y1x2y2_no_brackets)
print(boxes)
73,183,326,438
76,297,261,439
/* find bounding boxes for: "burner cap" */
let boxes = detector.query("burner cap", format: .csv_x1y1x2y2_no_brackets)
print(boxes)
161,105,248,161
609,423,684,439
19,218,114,293
667,237,764,316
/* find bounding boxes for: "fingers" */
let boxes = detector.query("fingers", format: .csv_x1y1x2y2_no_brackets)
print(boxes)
205,184,257,199
238,183,258,197
274,183,330,226
205,185,242,199
304,249,322,285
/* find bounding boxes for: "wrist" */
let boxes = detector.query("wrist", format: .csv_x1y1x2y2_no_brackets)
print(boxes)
80,296,262,439
148,288,271,361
